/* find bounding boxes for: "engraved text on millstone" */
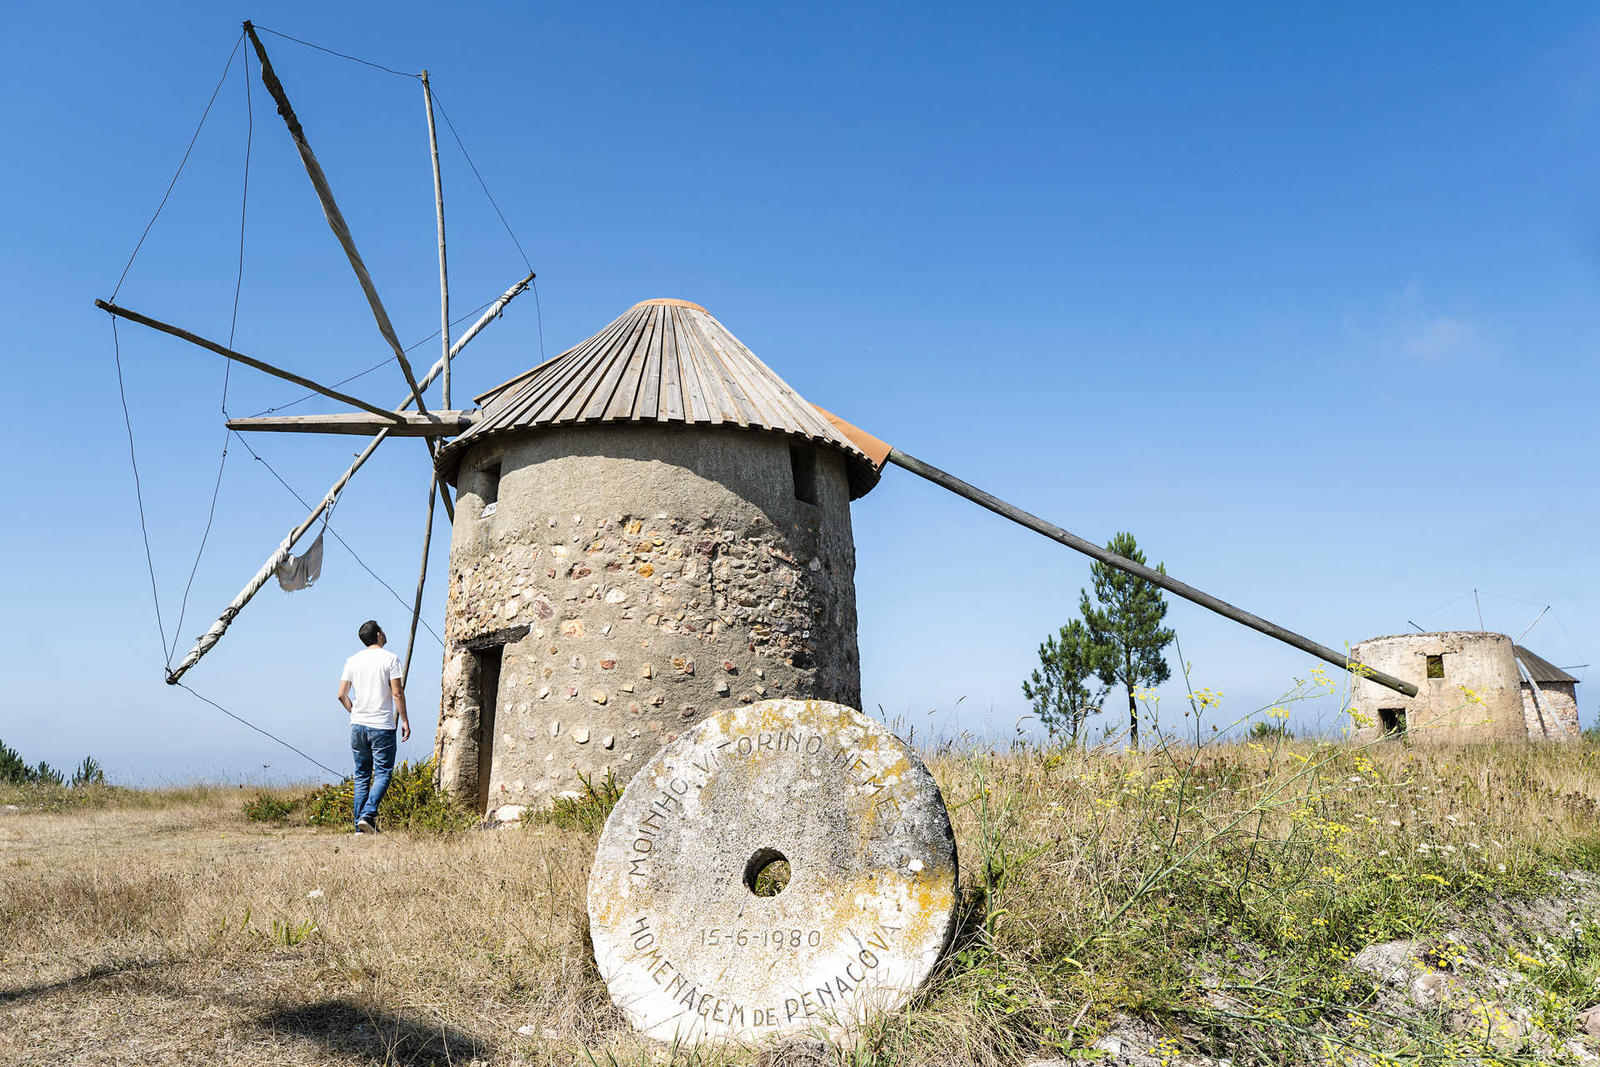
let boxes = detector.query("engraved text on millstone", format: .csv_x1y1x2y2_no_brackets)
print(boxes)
626,729,913,879
626,917,899,1025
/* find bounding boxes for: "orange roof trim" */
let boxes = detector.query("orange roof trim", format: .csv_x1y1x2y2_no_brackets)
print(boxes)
812,406,893,470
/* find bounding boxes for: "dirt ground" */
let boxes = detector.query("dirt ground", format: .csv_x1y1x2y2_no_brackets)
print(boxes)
0,793,630,1067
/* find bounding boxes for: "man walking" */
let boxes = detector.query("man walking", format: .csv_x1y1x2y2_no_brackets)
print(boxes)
336,620,410,833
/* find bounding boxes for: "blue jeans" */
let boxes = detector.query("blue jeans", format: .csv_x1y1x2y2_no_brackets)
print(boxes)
351,725,397,826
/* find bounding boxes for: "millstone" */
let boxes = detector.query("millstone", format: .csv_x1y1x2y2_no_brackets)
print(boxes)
588,698,959,1044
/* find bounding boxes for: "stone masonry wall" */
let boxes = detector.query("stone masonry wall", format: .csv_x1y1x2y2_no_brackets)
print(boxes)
1350,632,1528,744
1522,681,1580,741
433,423,862,816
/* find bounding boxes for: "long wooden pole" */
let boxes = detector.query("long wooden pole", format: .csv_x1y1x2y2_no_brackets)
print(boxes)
885,448,1420,698
241,22,430,415
227,411,477,435
165,274,533,684
402,474,438,681
95,300,407,424
422,71,450,410
402,71,452,682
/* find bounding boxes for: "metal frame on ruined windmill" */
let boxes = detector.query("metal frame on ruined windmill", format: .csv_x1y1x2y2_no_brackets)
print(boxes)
99,22,1419,701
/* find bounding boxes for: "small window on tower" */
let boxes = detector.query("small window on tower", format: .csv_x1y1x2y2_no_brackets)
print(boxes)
790,442,818,505
479,462,501,517
1426,654,1444,679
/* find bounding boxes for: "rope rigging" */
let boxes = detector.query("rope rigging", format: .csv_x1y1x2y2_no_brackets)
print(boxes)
108,30,249,664
103,22,539,776
231,431,443,647
239,291,505,420
110,33,245,302
170,42,254,664
176,683,345,780
1410,587,1587,680
430,87,546,361
110,318,170,662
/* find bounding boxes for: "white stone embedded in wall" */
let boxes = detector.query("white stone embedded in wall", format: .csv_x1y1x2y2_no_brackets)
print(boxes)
588,699,959,1044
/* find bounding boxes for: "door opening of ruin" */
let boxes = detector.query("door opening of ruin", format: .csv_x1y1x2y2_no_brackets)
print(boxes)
1379,707,1406,737
470,644,504,813
789,443,818,505
742,847,792,897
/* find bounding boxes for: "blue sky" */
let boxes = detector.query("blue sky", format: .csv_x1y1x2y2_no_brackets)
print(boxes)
2,3,1596,782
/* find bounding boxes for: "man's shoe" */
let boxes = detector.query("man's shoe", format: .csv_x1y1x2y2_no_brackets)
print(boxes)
356,817,379,835
353,821,367,834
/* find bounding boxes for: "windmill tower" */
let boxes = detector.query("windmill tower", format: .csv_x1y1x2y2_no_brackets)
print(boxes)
428,298,880,814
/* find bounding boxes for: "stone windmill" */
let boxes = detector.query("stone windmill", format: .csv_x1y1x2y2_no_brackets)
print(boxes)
425,297,884,814
99,23,1422,821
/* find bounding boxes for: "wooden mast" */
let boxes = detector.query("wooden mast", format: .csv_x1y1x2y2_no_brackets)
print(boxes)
165,275,533,684
95,300,408,424
424,72,450,413
403,70,452,681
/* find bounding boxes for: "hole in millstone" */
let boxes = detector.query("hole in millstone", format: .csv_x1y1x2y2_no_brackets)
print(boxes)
742,848,791,897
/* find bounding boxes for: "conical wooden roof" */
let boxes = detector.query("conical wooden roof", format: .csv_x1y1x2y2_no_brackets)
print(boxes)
437,299,881,498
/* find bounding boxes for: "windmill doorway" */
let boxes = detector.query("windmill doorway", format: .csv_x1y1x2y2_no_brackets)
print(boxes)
469,645,503,814
1379,707,1406,738
456,624,526,815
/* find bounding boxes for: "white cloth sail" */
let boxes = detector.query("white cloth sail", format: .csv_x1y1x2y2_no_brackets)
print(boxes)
274,531,324,592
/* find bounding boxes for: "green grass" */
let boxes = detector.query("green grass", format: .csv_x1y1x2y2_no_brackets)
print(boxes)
853,672,1600,1065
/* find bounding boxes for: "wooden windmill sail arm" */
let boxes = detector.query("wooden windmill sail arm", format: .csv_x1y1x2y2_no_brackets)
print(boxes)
95,300,407,425
817,403,1418,699
422,71,451,409
452,273,535,356
242,22,430,417
402,471,440,681
227,411,478,435
164,271,534,686
403,71,454,681
165,429,390,684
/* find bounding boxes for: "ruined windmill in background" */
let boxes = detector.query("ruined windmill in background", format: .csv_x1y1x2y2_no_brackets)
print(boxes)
101,23,1418,816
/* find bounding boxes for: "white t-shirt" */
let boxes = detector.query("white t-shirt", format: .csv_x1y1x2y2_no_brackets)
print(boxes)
341,646,403,730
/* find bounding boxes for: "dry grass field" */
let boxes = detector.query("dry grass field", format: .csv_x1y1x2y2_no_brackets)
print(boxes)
9,706,1600,1066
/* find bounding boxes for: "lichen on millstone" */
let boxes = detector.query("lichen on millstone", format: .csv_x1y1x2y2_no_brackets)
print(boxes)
587,699,959,1045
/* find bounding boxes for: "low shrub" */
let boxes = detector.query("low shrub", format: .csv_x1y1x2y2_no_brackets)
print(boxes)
530,770,622,833
1247,720,1291,741
0,739,107,788
303,780,353,828
302,757,472,833
0,739,64,786
70,756,105,787
241,794,295,822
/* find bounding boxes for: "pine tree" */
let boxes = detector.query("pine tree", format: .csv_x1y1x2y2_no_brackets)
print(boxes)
1081,532,1175,748
1021,618,1107,743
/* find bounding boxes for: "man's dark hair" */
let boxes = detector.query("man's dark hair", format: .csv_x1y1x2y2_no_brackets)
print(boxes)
358,620,382,647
